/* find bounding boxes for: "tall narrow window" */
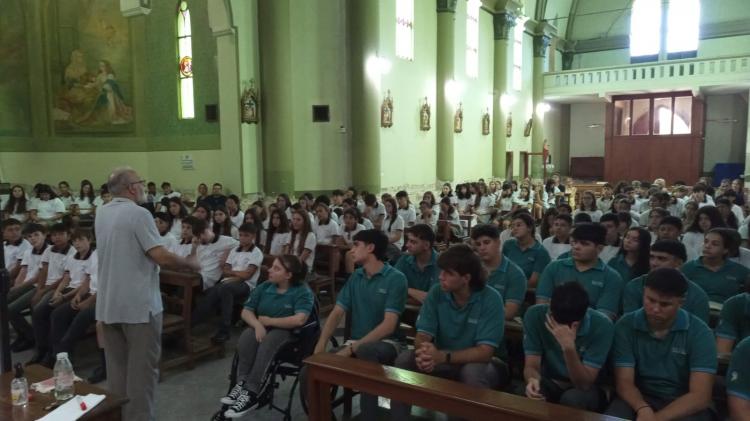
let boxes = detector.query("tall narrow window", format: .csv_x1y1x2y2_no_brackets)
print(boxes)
177,1,195,119
396,0,414,60
629,0,661,59
465,0,481,78
512,18,525,91
667,0,700,55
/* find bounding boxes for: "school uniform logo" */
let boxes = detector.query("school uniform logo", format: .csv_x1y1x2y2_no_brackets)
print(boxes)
670,347,687,355
284,304,292,309
730,370,739,382
378,288,387,294
591,281,604,287
468,318,478,324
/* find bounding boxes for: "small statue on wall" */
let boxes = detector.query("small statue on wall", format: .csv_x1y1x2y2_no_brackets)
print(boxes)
420,97,431,131
505,112,512,137
241,79,259,124
524,117,533,137
381,90,393,128
481,108,490,135
454,102,463,133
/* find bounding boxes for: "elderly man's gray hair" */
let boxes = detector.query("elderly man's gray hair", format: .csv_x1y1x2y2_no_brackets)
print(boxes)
108,167,137,195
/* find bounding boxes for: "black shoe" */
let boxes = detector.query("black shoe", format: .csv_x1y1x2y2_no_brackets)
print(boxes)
220,381,245,405
224,389,259,418
26,351,48,366
211,332,231,344
88,366,107,384
11,338,35,353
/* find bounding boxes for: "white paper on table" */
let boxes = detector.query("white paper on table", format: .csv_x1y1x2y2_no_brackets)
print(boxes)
36,393,105,421
30,375,83,393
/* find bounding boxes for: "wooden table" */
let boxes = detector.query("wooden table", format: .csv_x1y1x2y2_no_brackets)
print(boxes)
0,365,128,420
305,353,622,421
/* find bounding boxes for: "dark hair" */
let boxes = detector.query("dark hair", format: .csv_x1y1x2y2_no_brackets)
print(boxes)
79,179,96,203
512,212,535,230
161,182,171,188
440,183,454,198
383,197,399,232
621,227,651,278
645,267,688,298
243,208,265,235
193,204,212,223
570,223,606,245
187,216,209,237
707,227,739,258
422,191,437,207
212,206,234,237
651,240,687,262
578,191,597,211
456,183,472,200
342,207,363,226
649,207,669,219
315,195,331,207
22,223,46,236
599,212,618,225
615,211,632,227
238,222,258,235
1,218,22,230
470,223,500,240
49,223,69,234
213,182,222,189
686,206,726,233
405,224,436,245
436,244,486,291
550,282,590,325
715,197,739,229
539,208,559,239
277,193,292,210
573,212,593,224
314,202,333,225
352,229,389,261
226,194,241,216
3,185,28,214
276,255,308,286
332,189,345,197
439,196,456,215
36,184,56,199
659,216,683,231
70,228,92,241
364,193,377,207
554,213,573,226
167,197,188,219
154,211,173,234
289,208,313,256
557,203,572,214
265,208,290,253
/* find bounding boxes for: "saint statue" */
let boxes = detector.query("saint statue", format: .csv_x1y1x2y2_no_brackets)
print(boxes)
481,108,490,135
381,90,394,128
505,112,513,138
420,97,431,131
454,102,463,133
241,79,259,124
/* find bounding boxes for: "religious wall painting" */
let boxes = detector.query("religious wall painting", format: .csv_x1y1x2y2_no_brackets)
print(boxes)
50,0,134,134
505,112,512,137
0,0,32,136
381,90,393,128
241,79,259,124
524,118,533,137
420,97,431,131
481,108,490,135
453,102,463,133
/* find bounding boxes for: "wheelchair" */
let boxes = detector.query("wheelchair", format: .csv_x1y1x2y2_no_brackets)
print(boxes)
210,300,338,421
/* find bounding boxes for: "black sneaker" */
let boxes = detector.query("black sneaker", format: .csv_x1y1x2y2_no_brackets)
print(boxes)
220,381,245,405
224,389,259,418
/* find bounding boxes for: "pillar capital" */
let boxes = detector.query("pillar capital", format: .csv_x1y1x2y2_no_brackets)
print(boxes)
436,0,458,13
533,34,551,57
493,12,517,40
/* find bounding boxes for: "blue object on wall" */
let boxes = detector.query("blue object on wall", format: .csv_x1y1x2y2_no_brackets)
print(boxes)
712,163,744,186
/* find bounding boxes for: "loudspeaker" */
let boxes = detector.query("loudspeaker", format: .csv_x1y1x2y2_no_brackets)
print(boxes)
205,104,219,122
312,105,330,122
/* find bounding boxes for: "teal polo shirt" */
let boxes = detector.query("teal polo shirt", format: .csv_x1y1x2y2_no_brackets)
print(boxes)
727,336,750,401
716,293,750,344
607,253,639,282
681,257,750,303
502,238,551,279
486,256,527,305
622,274,710,324
614,308,718,399
537,258,624,318
523,304,614,382
336,263,407,340
416,284,504,351
244,282,314,318
394,250,439,292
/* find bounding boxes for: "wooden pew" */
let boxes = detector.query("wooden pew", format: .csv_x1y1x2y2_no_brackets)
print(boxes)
311,244,341,314
304,353,622,421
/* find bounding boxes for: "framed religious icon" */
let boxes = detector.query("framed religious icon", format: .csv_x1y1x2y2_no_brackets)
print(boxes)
481,108,490,135
381,90,393,128
454,102,463,133
241,79,259,124
505,112,512,137
524,117,533,137
420,97,431,131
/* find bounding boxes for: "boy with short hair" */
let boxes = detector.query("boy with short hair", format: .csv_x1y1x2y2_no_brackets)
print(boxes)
8,223,48,352
657,216,683,241
188,217,239,290
394,224,439,303
523,282,614,410
716,285,750,355
3,218,30,280
542,214,572,260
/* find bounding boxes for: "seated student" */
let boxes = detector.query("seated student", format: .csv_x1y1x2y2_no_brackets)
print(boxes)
542,214,572,260
57,181,74,210
716,286,750,355
188,218,239,290
170,217,197,257
727,336,750,421
537,223,623,320
154,211,179,250
225,194,244,229
29,184,66,225
220,255,314,418
242,208,266,246
363,193,386,230
607,227,651,282
263,209,290,257
416,200,438,232
436,197,462,245
596,184,614,212
312,202,340,245
93,184,113,217
167,197,189,238
523,282,614,411
597,213,623,262
3,184,29,223
639,193,670,227
204,183,227,211
304,230,407,421
213,206,239,240
658,215,683,241
606,268,717,421
471,224,526,320
503,212,551,288
338,208,365,246
682,228,750,304
574,191,602,223
284,209,316,276
391,244,506,420
8,224,48,352
192,223,263,344
394,224,439,303
622,240,709,323
73,180,97,221
30,228,89,366
193,203,214,228
683,206,726,262
381,197,405,260
3,218,31,281
395,191,417,227
158,181,182,204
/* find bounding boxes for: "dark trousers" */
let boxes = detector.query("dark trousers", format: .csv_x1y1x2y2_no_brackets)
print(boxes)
606,395,713,420
8,283,36,341
32,288,73,353
191,281,251,334
539,377,603,411
49,298,96,357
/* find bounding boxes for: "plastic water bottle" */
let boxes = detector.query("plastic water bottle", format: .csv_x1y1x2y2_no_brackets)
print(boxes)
53,352,75,401
10,363,29,406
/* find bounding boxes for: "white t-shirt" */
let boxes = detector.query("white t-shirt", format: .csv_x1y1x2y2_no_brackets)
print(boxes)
59,195,74,209
314,220,340,245
64,250,96,289
498,196,514,212
169,218,183,238
86,252,99,294
73,197,95,215
499,229,543,244
417,212,439,231
159,232,179,250
268,232,290,256
398,205,417,227
457,198,471,214
20,246,47,284
4,239,30,273
542,237,571,260
574,209,603,223
33,198,66,220
197,235,239,289
731,204,744,226
367,202,387,224
475,196,495,215
170,240,193,258
339,223,365,244
381,214,405,248
289,232,317,271
682,231,705,262
599,245,620,262
596,197,613,213
362,218,375,230
225,245,264,288
41,245,76,286
513,197,533,210
230,211,245,228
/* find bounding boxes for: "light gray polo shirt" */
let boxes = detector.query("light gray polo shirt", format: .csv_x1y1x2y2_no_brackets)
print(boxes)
95,197,163,324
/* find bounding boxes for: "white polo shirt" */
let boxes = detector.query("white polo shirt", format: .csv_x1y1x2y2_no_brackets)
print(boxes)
197,235,238,289
41,244,76,286
381,214,405,248
225,245,264,288
314,220,340,245
542,237,571,260
73,197,95,215
289,232,317,271
33,198,66,220
20,245,47,284
64,250,96,289
4,238,30,273
87,252,99,294
339,223,365,244
398,205,417,227
267,232,290,256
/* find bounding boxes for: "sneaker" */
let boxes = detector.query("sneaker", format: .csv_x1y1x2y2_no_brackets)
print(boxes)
220,381,245,405
224,389,259,418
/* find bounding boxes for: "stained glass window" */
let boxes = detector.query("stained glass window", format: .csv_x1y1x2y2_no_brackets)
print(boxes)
177,1,194,119
396,0,414,60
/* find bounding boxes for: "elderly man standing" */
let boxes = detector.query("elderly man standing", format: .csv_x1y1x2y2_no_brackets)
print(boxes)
96,167,199,420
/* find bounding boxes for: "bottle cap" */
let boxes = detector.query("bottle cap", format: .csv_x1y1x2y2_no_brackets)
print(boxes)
56,352,69,360
14,363,24,379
